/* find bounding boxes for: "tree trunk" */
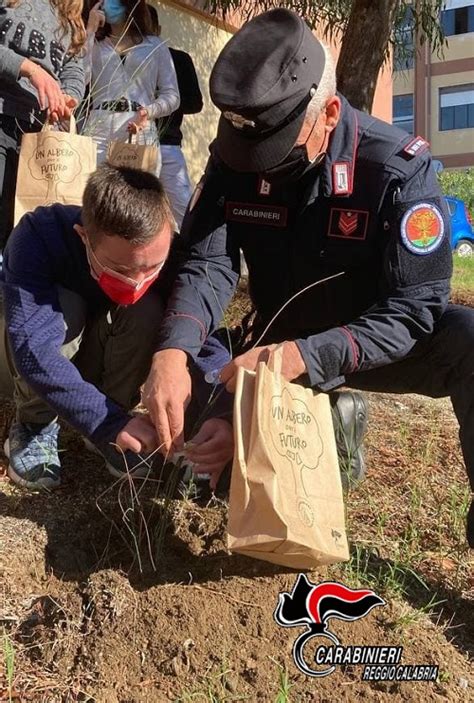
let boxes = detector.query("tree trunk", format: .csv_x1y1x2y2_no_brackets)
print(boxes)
336,0,400,112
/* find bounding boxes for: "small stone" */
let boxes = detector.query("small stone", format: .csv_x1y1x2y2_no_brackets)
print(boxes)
458,677,469,690
224,674,238,693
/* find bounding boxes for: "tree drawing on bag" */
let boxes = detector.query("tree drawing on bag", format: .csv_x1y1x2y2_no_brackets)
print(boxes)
28,135,82,205
270,386,324,502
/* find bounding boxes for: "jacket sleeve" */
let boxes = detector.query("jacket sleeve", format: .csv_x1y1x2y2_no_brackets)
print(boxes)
3,216,130,443
295,157,453,391
176,51,203,115
58,53,85,102
155,157,241,358
0,45,25,84
144,40,180,119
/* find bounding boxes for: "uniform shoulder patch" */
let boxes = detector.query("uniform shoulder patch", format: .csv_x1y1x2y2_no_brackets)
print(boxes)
403,136,430,158
400,203,445,255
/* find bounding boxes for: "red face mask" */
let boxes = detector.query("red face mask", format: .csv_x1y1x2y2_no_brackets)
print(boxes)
86,241,165,306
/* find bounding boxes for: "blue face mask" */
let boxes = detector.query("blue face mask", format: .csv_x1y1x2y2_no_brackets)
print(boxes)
103,0,126,25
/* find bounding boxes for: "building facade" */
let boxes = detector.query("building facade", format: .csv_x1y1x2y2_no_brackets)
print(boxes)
154,1,393,184
393,0,474,170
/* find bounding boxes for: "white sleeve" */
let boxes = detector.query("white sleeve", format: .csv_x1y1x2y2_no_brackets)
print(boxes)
144,41,180,119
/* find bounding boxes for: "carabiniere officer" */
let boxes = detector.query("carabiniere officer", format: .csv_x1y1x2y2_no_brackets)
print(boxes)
144,9,474,547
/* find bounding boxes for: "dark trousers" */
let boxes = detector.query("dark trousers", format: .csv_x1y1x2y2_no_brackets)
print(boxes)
0,114,41,248
4,287,165,425
344,304,474,491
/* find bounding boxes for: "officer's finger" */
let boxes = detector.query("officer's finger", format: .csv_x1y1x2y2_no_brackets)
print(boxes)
154,406,173,457
186,446,230,464
167,403,185,453
225,371,238,393
187,423,214,448
219,360,235,385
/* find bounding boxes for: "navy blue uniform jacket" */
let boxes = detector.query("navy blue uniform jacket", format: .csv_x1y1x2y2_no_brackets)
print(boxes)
156,96,453,391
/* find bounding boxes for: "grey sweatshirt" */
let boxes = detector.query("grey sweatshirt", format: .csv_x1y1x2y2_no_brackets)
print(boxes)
0,0,84,122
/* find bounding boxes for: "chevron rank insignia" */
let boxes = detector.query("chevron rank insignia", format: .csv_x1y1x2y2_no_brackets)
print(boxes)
328,208,369,241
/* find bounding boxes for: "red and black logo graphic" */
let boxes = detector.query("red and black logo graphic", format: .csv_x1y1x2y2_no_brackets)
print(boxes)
274,575,385,677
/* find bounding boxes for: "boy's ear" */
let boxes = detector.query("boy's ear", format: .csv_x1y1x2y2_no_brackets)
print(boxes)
73,224,87,242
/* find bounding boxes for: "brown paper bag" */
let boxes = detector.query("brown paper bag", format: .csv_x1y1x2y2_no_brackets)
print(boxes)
107,133,159,173
14,116,97,225
227,346,349,569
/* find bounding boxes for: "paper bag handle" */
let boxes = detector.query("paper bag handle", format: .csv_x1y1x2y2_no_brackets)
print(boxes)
266,344,285,376
41,113,77,134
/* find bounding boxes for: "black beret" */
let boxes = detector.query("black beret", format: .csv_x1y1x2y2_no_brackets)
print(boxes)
210,8,326,172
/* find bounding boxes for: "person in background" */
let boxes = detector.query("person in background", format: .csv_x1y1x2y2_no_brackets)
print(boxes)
83,0,179,176
148,5,203,228
1,164,233,491
0,0,86,248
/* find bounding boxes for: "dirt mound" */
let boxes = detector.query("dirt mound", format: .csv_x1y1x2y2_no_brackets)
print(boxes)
0,390,473,702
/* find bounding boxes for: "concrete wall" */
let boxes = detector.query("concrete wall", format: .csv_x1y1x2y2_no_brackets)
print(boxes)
432,32,474,62
393,68,414,97
153,0,234,185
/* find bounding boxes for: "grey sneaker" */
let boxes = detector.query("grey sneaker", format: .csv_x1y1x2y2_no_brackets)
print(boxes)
83,438,153,479
4,420,61,490
331,391,369,492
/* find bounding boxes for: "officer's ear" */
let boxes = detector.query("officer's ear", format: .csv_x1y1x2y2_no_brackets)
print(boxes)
324,96,341,133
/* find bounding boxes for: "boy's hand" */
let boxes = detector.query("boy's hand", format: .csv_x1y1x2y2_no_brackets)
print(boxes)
185,418,234,490
115,415,158,454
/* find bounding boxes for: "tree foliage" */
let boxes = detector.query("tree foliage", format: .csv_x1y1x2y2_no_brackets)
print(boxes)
439,169,474,219
205,0,447,112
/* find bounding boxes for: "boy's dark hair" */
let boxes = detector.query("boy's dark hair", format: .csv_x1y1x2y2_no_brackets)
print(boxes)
82,163,174,246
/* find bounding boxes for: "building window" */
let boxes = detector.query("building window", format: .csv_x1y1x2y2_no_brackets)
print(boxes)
393,94,414,134
439,84,474,131
441,3,474,36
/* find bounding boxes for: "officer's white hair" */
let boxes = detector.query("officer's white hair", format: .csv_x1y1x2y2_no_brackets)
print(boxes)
305,43,337,122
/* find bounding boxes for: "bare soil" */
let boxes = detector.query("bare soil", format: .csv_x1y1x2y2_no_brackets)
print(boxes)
0,297,472,702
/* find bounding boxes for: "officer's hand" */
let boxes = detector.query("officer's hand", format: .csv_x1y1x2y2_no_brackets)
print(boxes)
142,349,192,457
219,342,307,392
185,418,234,491
115,415,158,454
